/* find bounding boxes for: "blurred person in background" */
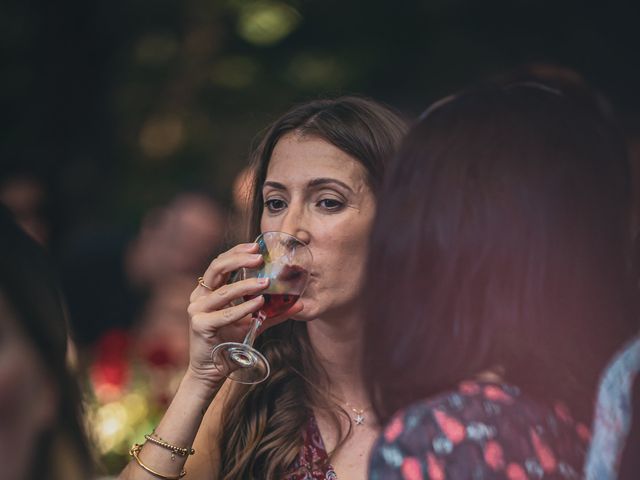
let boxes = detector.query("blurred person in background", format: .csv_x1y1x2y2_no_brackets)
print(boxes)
493,65,640,480
119,96,407,479
490,63,616,125
125,192,228,291
62,191,227,348
80,192,228,468
0,206,93,480
364,84,638,479
131,276,194,374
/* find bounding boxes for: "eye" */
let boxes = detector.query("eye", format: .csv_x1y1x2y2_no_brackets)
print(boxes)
317,198,344,211
264,198,287,213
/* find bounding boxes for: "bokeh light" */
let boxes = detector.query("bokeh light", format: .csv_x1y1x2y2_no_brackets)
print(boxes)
135,33,179,66
237,1,301,47
211,56,260,89
91,401,133,454
138,115,185,159
286,53,347,90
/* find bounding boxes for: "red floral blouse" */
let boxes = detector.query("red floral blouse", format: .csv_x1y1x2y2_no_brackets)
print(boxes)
284,415,338,480
369,381,590,480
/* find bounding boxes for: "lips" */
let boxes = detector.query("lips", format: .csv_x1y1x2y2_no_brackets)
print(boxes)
278,264,308,283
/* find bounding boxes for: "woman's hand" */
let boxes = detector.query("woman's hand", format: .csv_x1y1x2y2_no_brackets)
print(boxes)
186,242,303,390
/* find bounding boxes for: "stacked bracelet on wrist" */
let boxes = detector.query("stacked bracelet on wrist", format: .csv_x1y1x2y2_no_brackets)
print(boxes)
129,444,186,479
144,432,195,459
129,431,195,480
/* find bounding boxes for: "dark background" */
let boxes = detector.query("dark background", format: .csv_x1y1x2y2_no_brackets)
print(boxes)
3,0,639,247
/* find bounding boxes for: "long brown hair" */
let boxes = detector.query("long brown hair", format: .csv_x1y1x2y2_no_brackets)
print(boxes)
363,84,638,425
218,96,407,479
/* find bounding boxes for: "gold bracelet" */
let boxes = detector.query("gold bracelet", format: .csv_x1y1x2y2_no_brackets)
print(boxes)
144,432,195,458
129,444,186,479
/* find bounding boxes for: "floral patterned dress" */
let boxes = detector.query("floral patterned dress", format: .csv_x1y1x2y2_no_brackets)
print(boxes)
369,381,590,480
284,415,338,480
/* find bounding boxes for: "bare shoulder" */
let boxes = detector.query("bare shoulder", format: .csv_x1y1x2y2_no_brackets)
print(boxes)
185,380,234,479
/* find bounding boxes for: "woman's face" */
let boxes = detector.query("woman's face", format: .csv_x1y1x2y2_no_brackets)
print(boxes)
260,132,376,321
0,292,57,480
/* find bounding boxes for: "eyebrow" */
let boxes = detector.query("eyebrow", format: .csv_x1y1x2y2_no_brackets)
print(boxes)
263,178,355,194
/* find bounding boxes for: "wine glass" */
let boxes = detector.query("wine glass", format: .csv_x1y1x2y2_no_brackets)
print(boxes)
211,231,312,384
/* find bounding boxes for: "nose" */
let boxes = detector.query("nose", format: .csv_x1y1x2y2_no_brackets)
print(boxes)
291,228,311,245
279,205,311,245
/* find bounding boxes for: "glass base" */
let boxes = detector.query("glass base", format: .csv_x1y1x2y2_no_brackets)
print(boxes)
211,342,270,384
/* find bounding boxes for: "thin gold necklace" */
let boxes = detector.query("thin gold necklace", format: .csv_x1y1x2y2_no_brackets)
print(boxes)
344,401,370,426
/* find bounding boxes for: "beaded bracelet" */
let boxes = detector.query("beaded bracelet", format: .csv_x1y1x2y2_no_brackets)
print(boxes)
144,432,195,460
129,443,186,479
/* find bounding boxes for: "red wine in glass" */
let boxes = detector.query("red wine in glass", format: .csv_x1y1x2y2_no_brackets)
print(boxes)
211,232,312,384
243,293,301,318
243,264,306,317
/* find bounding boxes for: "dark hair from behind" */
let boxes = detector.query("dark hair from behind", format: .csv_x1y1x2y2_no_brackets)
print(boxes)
363,84,639,425
489,63,616,125
0,206,92,478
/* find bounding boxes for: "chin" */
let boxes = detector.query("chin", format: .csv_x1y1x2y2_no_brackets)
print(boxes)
290,304,319,322
290,312,315,322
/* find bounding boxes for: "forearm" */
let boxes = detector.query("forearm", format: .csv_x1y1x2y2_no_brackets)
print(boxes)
119,370,220,479
119,241,267,479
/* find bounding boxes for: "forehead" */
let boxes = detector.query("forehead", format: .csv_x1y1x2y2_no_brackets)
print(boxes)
266,133,369,187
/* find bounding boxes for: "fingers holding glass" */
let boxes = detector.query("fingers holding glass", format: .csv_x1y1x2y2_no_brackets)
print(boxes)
190,295,265,334
189,277,270,315
190,245,262,301
187,245,269,385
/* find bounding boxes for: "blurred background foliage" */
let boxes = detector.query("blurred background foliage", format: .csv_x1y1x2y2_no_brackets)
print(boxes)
2,0,639,244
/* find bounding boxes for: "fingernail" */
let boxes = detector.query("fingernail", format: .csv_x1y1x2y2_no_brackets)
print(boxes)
258,277,269,285
252,254,263,260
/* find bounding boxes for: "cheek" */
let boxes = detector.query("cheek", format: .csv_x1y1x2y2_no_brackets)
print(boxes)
334,215,373,256
318,223,371,285
259,215,269,233
260,216,286,237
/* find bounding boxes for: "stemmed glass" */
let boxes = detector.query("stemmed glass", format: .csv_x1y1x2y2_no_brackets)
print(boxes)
211,231,312,384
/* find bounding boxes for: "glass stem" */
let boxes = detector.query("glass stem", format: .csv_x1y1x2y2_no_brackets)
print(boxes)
242,310,266,347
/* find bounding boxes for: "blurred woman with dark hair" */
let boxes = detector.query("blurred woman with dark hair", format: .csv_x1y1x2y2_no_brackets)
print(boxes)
364,84,638,479
0,206,93,480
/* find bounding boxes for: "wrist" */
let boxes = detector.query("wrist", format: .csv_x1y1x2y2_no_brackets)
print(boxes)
181,366,224,404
